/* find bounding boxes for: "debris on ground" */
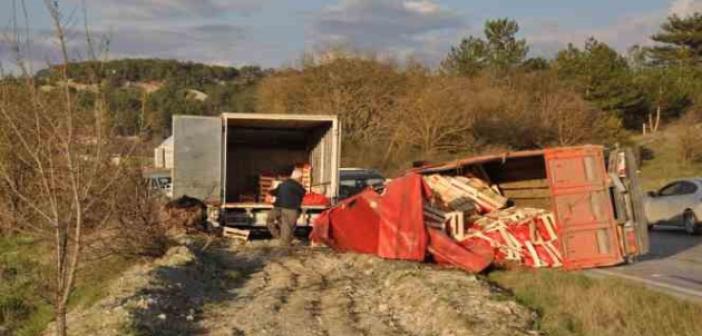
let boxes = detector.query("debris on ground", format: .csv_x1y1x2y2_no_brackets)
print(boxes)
310,173,494,273
425,173,563,269
162,195,207,233
310,172,563,273
222,227,251,241
461,207,562,268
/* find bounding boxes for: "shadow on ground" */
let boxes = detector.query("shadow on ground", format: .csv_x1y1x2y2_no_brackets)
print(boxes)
640,228,702,261
126,241,272,335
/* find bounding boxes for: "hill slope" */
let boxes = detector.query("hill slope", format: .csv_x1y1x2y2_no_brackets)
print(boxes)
635,122,702,190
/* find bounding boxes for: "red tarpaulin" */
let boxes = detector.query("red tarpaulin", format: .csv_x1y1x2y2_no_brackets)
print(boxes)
428,229,494,273
309,189,381,255
377,173,432,261
310,172,493,273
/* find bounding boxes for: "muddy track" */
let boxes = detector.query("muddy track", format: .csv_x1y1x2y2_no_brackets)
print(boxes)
198,241,538,336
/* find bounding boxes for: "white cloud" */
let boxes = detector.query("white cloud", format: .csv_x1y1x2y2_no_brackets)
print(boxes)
670,0,702,17
524,11,664,57
64,0,264,22
310,0,468,64
403,1,440,14
8,0,272,69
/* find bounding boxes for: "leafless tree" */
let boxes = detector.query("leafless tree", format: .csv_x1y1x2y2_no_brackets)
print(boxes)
0,1,138,335
389,74,478,159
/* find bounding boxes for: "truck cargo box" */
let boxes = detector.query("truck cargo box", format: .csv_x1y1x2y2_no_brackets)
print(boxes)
172,113,340,227
418,145,648,269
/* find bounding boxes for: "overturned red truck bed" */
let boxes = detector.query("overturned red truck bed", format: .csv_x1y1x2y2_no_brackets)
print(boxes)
311,145,648,271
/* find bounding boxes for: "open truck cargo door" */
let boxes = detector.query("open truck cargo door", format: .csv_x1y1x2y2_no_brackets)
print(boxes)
172,115,223,203
544,147,624,269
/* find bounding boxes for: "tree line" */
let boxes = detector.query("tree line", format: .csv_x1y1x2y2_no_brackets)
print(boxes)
32,59,266,138
20,13,702,154
257,14,702,172
442,16,702,132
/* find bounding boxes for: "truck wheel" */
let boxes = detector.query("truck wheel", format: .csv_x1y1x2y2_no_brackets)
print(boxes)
683,211,701,235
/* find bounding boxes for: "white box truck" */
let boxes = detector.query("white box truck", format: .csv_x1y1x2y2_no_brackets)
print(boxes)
172,113,341,227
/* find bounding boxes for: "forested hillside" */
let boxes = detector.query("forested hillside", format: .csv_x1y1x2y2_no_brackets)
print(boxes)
2,14,700,171
34,59,267,137
17,15,702,171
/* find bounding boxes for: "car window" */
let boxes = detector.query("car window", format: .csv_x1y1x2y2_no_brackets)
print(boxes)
658,182,681,196
679,181,698,195
340,180,359,187
365,178,385,186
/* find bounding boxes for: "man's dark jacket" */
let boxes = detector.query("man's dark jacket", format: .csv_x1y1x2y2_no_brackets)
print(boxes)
272,179,306,210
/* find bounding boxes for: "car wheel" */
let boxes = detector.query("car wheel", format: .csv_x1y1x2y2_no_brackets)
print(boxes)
683,211,701,235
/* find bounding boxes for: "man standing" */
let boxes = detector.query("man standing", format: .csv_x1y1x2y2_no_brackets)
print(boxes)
266,168,306,247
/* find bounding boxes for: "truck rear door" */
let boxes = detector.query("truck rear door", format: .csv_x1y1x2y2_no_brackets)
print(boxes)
545,146,624,269
309,118,341,201
172,116,223,203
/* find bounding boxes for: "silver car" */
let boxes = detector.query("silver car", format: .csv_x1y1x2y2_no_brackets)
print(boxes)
644,178,702,235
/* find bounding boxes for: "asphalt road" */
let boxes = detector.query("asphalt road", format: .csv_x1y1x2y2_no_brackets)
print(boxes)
591,226,702,302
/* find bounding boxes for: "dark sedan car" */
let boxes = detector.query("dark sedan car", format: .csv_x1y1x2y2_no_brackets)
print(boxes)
339,168,386,200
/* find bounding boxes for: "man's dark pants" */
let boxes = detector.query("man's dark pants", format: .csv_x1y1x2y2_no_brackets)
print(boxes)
266,207,300,247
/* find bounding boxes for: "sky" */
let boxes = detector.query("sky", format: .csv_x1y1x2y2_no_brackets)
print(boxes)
1,0,702,72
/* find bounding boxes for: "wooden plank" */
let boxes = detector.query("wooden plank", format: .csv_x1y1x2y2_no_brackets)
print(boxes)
223,227,251,241
446,211,465,240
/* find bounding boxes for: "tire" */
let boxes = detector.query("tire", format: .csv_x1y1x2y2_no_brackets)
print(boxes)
683,211,701,235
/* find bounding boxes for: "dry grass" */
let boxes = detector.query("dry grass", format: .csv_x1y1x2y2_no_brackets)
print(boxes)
489,268,702,336
636,122,702,191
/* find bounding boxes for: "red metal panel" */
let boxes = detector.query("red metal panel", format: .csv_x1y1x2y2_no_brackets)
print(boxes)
545,146,624,269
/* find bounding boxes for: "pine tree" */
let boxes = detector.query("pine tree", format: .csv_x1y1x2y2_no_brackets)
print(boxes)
440,36,487,76
650,13,702,65
441,18,527,76
554,38,648,128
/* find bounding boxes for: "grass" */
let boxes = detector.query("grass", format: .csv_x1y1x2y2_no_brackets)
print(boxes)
489,268,702,336
635,124,702,191
69,255,138,310
0,235,53,336
0,234,140,335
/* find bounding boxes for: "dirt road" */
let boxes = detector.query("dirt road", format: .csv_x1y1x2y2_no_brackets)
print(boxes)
198,241,537,336
591,227,702,301
53,239,539,335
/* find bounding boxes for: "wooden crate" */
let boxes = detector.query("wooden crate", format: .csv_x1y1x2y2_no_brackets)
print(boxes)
223,227,251,241
446,211,465,240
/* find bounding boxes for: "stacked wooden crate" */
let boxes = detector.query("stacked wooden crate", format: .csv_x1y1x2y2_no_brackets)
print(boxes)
424,174,507,212
258,174,278,203
423,204,447,230
422,174,562,268
466,207,562,268
296,163,312,191
257,164,312,203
